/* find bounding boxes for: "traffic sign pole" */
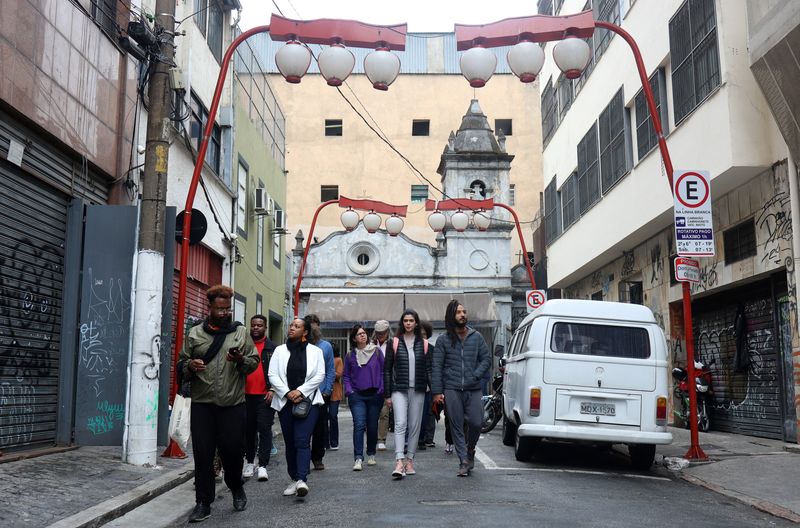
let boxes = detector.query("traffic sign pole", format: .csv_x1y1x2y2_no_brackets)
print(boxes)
682,281,707,460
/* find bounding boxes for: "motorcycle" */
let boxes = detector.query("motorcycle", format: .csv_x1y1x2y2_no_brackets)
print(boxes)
481,372,504,433
672,358,715,432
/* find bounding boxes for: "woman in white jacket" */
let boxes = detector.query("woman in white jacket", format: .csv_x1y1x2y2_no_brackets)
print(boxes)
268,316,325,497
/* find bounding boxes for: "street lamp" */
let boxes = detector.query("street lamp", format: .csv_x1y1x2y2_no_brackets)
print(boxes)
365,46,402,90
274,39,312,83
506,40,545,83
385,214,404,236
427,209,446,232
318,41,356,86
362,211,382,233
340,207,359,231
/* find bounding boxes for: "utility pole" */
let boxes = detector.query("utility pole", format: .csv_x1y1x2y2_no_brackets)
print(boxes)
124,0,175,466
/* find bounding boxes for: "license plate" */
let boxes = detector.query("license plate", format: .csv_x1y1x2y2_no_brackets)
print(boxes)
580,402,615,416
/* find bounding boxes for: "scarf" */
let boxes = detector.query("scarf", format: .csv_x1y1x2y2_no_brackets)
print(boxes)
355,343,378,367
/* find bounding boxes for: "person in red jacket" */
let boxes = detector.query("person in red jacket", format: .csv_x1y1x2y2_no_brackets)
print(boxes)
243,314,277,482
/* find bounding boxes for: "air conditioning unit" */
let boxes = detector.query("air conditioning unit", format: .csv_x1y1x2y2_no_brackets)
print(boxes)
254,188,270,215
273,208,287,232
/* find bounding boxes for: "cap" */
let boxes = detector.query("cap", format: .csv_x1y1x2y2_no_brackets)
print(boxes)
374,320,390,332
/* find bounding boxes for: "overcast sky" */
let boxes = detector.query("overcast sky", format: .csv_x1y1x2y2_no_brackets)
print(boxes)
238,0,545,32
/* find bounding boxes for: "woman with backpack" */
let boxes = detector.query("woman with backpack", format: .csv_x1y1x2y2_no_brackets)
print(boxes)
383,309,431,479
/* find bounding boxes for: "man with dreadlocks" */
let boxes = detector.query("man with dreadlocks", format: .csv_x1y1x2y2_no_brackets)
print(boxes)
431,299,491,477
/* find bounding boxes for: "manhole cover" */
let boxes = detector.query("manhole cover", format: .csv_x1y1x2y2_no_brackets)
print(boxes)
419,500,472,506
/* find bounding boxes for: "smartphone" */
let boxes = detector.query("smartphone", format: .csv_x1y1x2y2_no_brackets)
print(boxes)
228,347,241,356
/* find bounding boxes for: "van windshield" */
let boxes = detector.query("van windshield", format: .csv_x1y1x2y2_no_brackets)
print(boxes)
550,322,651,359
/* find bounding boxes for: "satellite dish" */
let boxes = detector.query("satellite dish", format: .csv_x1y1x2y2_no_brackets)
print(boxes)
175,209,208,245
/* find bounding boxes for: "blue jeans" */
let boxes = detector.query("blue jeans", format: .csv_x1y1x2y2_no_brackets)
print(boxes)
327,400,340,448
348,391,382,460
278,404,320,482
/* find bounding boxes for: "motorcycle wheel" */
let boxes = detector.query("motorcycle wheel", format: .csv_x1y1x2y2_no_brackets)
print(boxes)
481,402,499,433
698,400,710,432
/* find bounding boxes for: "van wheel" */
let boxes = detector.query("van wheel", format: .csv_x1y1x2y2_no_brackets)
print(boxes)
514,432,535,461
629,444,656,470
502,416,517,447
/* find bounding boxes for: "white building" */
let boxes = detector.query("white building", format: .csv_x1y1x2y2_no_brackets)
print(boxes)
538,0,798,442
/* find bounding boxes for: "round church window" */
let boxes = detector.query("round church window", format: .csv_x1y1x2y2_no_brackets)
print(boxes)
347,242,380,275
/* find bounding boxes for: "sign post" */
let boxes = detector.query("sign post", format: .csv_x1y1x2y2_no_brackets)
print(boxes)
526,290,546,312
673,170,712,461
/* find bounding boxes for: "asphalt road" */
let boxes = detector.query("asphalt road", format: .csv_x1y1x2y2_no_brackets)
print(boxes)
170,413,792,527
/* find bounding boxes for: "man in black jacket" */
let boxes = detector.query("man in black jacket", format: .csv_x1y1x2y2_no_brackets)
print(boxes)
432,299,490,477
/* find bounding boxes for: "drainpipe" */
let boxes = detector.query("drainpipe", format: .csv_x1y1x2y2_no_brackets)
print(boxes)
787,151,800,334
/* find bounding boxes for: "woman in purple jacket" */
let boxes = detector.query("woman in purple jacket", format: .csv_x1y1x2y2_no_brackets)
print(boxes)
343,324,385,471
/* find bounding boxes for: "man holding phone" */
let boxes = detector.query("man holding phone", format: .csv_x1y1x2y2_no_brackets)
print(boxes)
178,285,259,523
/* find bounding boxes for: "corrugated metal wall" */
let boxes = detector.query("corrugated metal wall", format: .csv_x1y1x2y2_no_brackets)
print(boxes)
692,278,786,439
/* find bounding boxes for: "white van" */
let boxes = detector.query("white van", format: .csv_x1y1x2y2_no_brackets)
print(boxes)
501,299,672,469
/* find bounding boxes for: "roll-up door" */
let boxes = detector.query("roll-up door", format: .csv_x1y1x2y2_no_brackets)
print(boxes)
0,163,68,450
692,278,785,439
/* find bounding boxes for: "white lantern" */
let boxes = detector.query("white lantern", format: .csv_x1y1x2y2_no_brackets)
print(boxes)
275,40,312,84
507,41,545,83
362,211,381,233
340,208,359,231
459,45,497,88
385,214,404,236
451,210,470,232
428,211,446,232
318,43,355,86
364,47,401,91
553,37,592,80
473,210,491,231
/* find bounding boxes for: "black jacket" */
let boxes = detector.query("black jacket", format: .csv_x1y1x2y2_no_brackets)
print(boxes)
431,328,490,394
259,338,278,390
383,335,431,394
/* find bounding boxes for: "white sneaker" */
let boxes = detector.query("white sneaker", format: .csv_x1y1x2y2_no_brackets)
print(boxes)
377,442,386,451
243,463,254,478
282,481,298,496
353,458,363,471
296,480,309,497
257,466,268,481
367,455,377,466
329,445,339,451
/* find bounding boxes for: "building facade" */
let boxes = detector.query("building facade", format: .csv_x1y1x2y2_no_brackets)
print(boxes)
539,0,798,442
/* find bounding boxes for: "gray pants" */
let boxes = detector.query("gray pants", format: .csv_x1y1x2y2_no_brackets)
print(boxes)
443,389,483,464
391,389,426,460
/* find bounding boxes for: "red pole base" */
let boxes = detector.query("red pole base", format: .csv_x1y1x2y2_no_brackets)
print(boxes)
162,439,188,459
684,444,708,461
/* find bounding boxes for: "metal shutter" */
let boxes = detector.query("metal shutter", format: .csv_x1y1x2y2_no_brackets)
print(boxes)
0,163,68,450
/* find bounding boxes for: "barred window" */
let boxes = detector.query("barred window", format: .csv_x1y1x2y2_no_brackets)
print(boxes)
635,69,669,160
598,88,630,193
669,0,720,124
190,91,221,174
561,172,579,230
325,119,343,136
724,218,756,264
577,123,600,214
207,1,224,63
410,185,428,203
541,78,558,145
544,177,561,245
593,0,621,59
538,0,553,15
557,74,573,120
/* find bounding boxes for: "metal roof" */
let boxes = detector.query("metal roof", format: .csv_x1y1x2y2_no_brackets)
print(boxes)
243,32,514,75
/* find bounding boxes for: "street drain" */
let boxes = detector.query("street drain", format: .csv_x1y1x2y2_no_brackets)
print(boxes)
419,500,472,506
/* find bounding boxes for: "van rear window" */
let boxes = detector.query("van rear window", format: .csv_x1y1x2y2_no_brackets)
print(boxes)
550,322,651,359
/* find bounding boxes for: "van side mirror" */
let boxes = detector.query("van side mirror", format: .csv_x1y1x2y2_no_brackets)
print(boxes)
499,357,506,367
494,344,504,357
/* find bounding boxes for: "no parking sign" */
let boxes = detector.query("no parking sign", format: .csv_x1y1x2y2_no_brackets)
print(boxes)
526,290,546,312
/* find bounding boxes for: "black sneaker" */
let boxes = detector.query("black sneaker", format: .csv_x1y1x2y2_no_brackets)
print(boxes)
417,444,427,451
232,487,247,512
188,503,211,523
467,449,476,470
425,440,436,448
457,463,470,477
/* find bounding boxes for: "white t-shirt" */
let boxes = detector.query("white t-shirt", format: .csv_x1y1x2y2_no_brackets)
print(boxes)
404,334,416,388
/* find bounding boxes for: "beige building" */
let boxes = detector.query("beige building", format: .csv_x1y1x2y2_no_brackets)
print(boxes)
252,33,542,267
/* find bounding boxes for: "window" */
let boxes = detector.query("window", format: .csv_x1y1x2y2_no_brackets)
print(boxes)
550,322,651,359
411,185,428,203
495,119,513,136
92,0,118,35
256,185,264,271
509,183,516,206
537,0,553,15
554,0,565,15
412,120,430,136
541,78,558,145
561,172,579,229
635,69,669,160
190,92,221,174
577,123,600,213
669,0,720,124
236,159,248,237
320,185,339,202
544,177,561,245
724,218,756,264
193,0,207,36
598,88,630,193
593,0,621,59
591,290,603,301
556,75,573,120
256,294,263,317
619,281,644,304
272,203,282,268
234,295,246,324
325,119,343,136
207,1,224,63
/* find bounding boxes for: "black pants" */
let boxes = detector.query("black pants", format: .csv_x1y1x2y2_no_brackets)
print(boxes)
310,399,330,462
245,394,275,466
191,402,246,505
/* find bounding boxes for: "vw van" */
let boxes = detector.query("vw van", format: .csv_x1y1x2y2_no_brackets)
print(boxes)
501,299,672,469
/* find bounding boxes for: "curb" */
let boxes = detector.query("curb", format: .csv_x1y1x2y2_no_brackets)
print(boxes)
679,473,800,524
46,462,195,528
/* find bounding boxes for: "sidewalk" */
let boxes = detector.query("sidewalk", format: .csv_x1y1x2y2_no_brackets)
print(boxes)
657,426,800,523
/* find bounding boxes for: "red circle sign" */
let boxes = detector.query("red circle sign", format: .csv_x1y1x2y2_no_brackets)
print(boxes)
675,171,709,208
527,290,545,309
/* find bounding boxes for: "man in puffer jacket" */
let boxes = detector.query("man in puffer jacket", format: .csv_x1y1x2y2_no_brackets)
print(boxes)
431,299,490,477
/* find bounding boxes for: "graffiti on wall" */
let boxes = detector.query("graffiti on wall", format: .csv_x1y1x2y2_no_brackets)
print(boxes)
757,192,792,266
